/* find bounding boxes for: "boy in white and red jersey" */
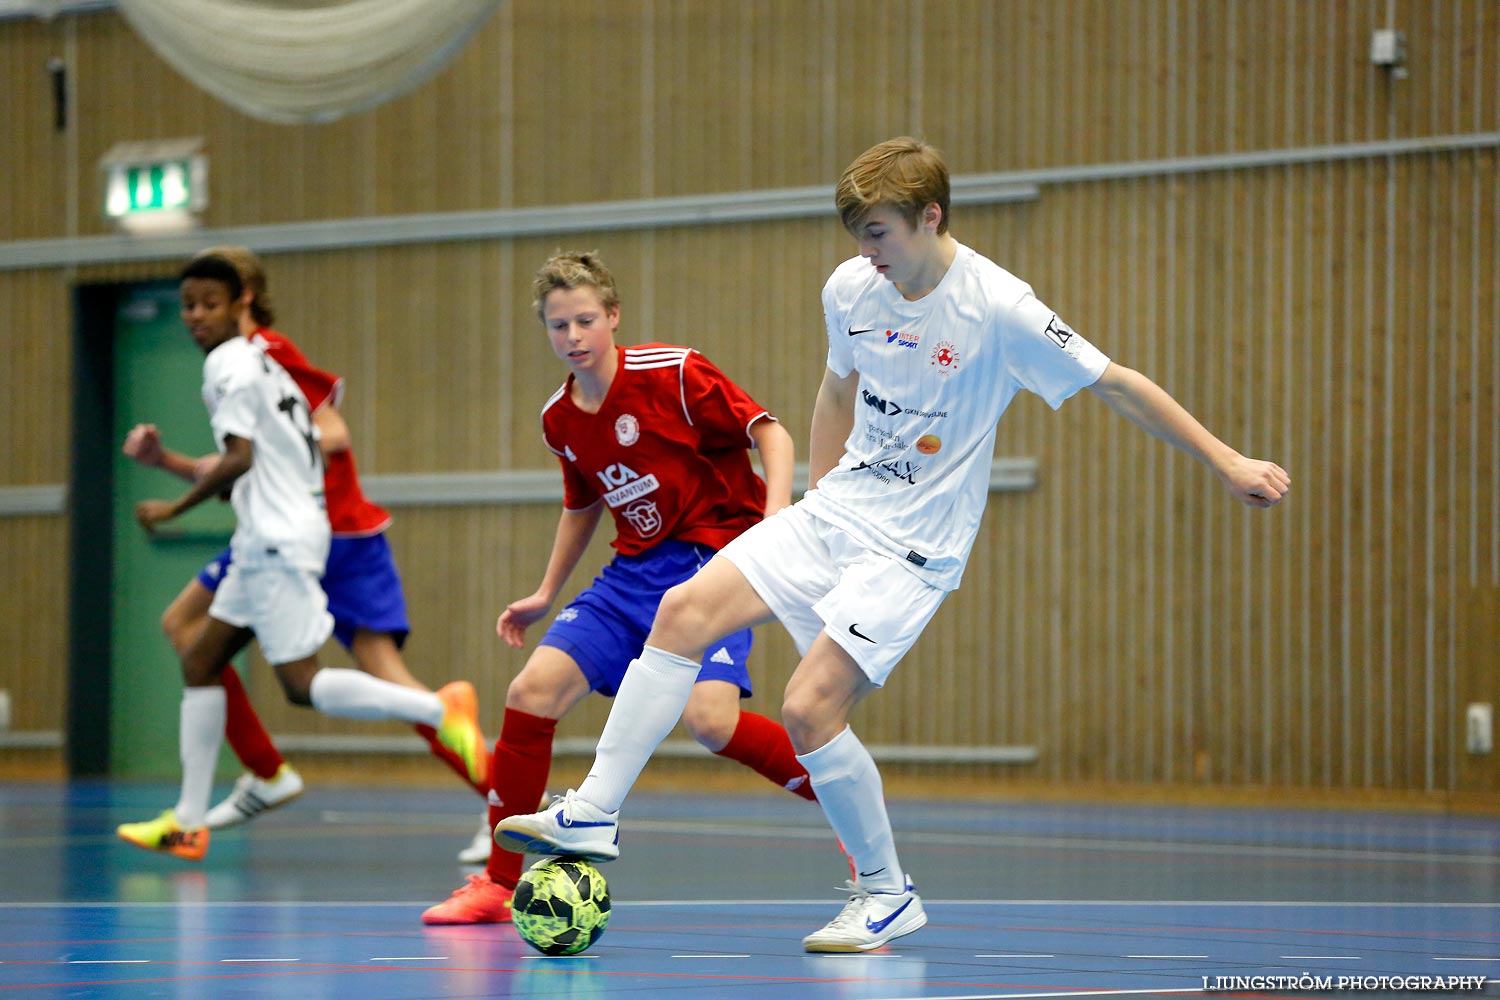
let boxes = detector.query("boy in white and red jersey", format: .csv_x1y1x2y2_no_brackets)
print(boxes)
121,247,487,838
421,250,819,925
117,254,486,860
497,138,1292,952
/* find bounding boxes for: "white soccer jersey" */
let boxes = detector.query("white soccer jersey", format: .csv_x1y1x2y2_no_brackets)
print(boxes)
802,243,1110,590
201,336,329,573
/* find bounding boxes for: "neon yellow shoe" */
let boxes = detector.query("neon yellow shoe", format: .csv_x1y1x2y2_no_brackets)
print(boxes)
116,810,210,861
435,681,488,788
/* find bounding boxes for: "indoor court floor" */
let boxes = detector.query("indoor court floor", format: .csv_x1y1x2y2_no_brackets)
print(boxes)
1,779,1497,999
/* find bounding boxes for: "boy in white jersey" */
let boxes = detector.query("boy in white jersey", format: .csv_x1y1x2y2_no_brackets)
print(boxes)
496,137,1292,951
117,255,485,860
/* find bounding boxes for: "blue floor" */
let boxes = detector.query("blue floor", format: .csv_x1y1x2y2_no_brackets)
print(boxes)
2,780,1497,998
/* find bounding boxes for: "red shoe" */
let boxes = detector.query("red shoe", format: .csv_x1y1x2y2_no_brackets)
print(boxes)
421,873,514,925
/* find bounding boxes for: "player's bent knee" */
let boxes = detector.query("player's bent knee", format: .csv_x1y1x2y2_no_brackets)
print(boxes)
651,581,714,654
681,700,736,751
275,662,319,707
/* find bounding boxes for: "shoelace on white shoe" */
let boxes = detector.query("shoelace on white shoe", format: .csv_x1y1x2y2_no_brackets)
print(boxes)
819,881,876,933
551,788,612,823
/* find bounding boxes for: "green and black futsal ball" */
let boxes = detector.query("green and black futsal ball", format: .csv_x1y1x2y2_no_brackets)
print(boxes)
513,858,611,956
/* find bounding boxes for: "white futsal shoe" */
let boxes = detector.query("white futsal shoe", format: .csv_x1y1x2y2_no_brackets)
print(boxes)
204,763,304,830
801,875,927,953
457,813,492,864
492,788,620,862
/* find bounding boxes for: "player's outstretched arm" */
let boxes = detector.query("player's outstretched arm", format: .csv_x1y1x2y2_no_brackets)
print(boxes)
122,423,208,484
135,434,253,531
749,417,795,514
496,502,605,648
1086,362,1290,508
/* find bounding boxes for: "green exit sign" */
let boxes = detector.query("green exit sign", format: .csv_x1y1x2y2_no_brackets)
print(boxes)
100,139,207,233
106,160,201,216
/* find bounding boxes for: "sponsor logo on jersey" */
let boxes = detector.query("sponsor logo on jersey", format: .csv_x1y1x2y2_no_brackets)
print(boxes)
930,340,961,374
709,646,734,665
916,434,942,454
597,463,661,508
1043,314,1073,349
885,329,921,349
847,325,876,337
556,608,579,623
861,388,903,416
615,413,640,446
852,456,920,486
622,498,662,537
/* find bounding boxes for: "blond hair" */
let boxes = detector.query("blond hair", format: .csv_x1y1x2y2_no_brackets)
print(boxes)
835,137,951,236
531,250,620,322
195,245,275,327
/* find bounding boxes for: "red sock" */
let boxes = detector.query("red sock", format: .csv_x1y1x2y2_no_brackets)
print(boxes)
221,666,284,780
412,722,488,798
714,710,817,801
486,708,557,889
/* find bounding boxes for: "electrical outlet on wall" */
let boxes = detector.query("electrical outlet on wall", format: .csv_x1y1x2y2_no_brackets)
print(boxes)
1466,703,1493,755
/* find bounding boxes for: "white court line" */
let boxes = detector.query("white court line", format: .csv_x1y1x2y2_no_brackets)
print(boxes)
1434,957,1500,961
219,958,300,963
976,954,1055,958
1279,955,1361,960
876,990,1201,1000
68,960,149,964
368,956,448,962
670,954,750,959
1124,954,1207,959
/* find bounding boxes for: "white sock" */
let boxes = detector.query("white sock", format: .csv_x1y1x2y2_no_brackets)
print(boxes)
308,668,443,725
798,726,905,893
175,686,227,829
577,645,701,813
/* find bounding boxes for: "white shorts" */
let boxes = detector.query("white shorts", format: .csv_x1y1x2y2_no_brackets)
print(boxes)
717,504,948,686
209,562,334,666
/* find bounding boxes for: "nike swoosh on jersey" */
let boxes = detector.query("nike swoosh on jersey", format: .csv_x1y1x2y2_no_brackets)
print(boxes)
848,623,877,643
847,326,876,336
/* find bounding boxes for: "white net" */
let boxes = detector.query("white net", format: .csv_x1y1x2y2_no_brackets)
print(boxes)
116,0,501,124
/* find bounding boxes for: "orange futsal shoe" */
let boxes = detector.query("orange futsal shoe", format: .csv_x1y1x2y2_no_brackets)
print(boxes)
116,810,210,861
435,681,488,788
421,873,514,925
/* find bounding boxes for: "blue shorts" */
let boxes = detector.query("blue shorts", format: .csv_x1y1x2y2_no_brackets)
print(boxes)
538,539,754,698
197,534,410,650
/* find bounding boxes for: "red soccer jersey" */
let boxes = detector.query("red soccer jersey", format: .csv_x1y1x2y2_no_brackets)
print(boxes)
250,328,392,538
542,344,774,556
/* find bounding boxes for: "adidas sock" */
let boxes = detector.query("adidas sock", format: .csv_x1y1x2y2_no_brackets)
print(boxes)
220,666,284,780
714,711,817,802
577,645,700,813
309,667,443,725
797,726,905,893
175,685,227,829
487,708,557,889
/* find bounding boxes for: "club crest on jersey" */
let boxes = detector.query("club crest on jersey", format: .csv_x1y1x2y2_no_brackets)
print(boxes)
596,463,661,508
615,413,640,446
929,340,961,375
622,498,662,537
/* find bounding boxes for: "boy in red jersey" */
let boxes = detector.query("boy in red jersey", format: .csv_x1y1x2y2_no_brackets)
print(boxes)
421,250,817,924
122,246,488,830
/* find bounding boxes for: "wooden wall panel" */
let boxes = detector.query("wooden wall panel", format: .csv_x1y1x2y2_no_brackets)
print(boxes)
2,2,1497,798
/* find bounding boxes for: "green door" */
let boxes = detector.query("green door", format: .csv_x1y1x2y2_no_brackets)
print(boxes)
110,280,240,779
